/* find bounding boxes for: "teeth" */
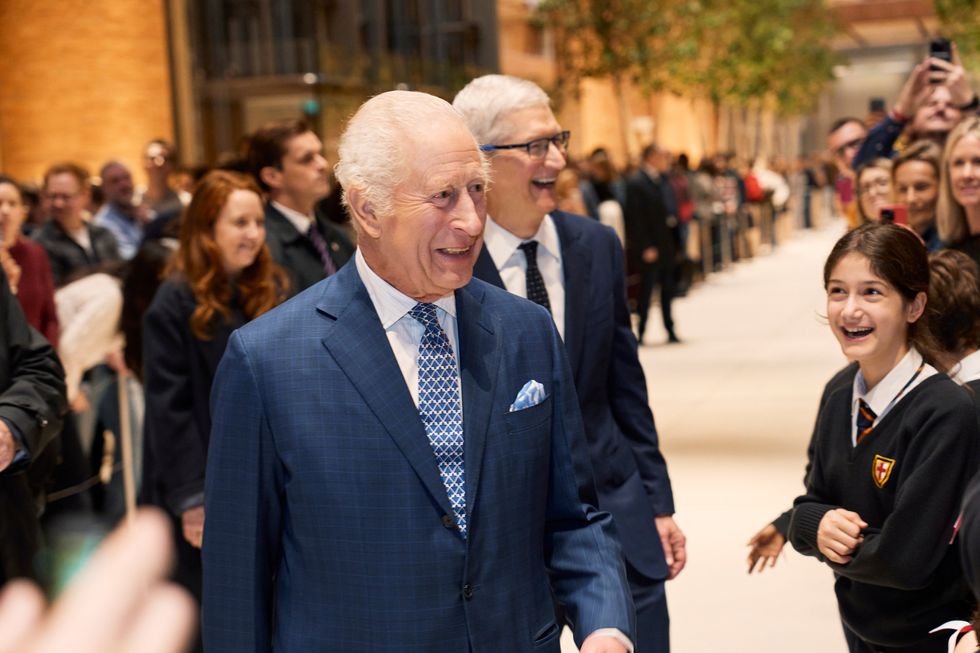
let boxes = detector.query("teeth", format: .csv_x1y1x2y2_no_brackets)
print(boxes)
844,327,873,337
442,247,470,255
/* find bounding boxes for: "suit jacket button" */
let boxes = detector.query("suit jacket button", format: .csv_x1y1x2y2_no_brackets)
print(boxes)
441,514,455,529
462,584,474,600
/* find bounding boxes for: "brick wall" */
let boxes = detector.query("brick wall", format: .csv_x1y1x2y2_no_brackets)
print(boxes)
0,0,174,185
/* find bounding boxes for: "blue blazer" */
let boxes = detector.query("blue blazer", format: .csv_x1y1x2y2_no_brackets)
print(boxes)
474,211,674,581
202,260,634,653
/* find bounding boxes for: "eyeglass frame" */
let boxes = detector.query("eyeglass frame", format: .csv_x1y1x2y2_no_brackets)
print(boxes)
480,131,571,158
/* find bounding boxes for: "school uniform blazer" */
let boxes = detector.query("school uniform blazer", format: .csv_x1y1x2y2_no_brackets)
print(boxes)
202,261,634,653
263,203,354,296
474,210,673,581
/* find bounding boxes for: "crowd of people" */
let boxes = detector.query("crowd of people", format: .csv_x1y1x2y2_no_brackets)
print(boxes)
1,40,980,653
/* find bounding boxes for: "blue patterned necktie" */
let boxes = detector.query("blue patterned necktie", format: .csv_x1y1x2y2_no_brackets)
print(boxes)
518,241,551,313
409,303,466,537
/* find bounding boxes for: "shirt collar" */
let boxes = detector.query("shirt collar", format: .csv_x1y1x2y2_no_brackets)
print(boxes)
354,249,456,329
953,349,980,384
483,214,561,268
271,200,313,235
853,347,924,416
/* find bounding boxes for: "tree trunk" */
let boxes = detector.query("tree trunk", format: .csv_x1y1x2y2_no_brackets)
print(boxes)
612,75,633,164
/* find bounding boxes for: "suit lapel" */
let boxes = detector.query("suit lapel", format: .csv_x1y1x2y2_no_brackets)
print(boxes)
316,265,455,519
473,246,504,289
454,281,498,527
553,212,589,375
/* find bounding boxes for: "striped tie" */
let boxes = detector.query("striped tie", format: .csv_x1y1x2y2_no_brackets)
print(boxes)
307,224,337,276
856,399,876,444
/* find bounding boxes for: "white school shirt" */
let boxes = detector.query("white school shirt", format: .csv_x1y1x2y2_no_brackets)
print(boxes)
952,349,980,385
850,348,937,446
482,214,566,340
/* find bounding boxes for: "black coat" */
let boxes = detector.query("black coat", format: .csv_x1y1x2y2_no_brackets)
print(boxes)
623,169,676,268
264,204,354,296
32,220,121,286
141,280,245,515
0,267,67,583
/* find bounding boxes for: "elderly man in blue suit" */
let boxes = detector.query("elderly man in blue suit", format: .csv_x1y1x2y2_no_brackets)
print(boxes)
456,75,685,652
202,91,634,653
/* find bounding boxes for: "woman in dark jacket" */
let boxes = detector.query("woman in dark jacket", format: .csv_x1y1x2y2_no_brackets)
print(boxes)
141,171,286,607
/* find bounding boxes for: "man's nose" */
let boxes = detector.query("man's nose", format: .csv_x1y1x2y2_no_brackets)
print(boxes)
453,192,485,236
546,141,567,170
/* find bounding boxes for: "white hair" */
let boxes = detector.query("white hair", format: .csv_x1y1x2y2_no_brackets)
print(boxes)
452,74,551,146
335,90,485,220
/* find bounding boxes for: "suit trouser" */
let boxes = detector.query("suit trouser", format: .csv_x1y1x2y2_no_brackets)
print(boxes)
636,262,675,340
626,560,669,653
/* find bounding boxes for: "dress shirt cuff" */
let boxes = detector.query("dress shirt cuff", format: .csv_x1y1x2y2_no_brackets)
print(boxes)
2,417,30,472
590,628,634,652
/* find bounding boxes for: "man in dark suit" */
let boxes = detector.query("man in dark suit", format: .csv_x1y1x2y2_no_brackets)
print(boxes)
625,145,680,345
0,265,66,584
456,74,685,652
203,91,634,653
247,119,354,295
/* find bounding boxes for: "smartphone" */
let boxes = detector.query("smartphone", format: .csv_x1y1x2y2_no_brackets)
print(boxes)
879,205,908,226
869,98,886,113
929,38,952,75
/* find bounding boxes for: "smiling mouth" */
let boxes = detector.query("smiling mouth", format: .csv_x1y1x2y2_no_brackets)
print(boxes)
531,178,557,189
438,246,472,256
842,326,874,339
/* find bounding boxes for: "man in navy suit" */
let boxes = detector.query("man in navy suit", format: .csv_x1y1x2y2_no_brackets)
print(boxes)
456,75,685,652
203,91,634,653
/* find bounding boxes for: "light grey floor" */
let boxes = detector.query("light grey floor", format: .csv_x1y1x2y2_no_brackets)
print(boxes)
563,220,851,652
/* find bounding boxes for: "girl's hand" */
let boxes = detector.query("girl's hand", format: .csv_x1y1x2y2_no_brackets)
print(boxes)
746,523,786,573
817,508,867,564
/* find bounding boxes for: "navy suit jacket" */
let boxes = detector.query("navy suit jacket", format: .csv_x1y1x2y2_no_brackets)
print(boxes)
202,260,634,653
474,211,674,580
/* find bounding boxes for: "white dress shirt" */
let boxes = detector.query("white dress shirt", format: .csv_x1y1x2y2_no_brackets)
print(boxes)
271,200,313,234
354,249,460,407
850,348,937,446
952,349,980,385
482,214,566,340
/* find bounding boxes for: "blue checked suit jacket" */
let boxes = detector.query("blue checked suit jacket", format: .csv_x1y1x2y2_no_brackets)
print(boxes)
475,211,674,581
202,260,634,653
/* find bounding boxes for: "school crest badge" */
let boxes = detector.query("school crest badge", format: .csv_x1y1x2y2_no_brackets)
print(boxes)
872,455,896,488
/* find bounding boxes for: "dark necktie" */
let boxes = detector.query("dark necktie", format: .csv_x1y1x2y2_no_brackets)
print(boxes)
856,399,876,444
518,241,551,313
307,223,337,276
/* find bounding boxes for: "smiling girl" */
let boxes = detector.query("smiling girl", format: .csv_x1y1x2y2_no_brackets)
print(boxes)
789,223,979,653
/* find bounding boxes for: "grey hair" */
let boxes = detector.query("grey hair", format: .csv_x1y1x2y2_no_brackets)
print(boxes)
452,74,551,146
335,90,487,221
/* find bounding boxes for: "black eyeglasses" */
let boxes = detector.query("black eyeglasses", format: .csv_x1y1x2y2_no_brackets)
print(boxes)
480,131,570,159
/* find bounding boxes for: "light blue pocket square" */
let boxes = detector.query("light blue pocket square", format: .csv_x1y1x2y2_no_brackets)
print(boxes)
509,380,547,412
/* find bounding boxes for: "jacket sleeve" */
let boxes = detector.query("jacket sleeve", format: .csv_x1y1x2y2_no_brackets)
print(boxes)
203,330,282,653
604,228,674,514
142,285,208,513
0,267,66,472
543,308,635,646
851,115,905,171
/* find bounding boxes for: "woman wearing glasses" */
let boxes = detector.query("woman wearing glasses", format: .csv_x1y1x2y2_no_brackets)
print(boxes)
855,158,893,225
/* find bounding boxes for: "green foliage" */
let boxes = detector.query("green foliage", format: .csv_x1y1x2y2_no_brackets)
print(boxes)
536,0,841,115
935,0,980,71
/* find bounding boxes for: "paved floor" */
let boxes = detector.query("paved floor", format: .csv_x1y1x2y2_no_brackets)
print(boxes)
563,220,853,652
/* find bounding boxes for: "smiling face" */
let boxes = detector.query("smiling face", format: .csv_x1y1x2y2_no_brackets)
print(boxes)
857,166,892,223
485,104,567,237
950,133,980,211
358,123,488,302
893,160,938,234
213,189,266,277
828,121,867,173
826,252,923,387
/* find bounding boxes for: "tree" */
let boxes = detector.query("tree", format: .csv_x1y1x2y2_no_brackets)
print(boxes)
935,0,980,71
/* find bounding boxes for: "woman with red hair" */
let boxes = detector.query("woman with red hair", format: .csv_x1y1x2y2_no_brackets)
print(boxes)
141,170,287,615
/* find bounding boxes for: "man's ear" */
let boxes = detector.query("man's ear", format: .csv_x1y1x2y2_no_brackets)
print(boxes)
345,187,381,239
259,166,282,192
